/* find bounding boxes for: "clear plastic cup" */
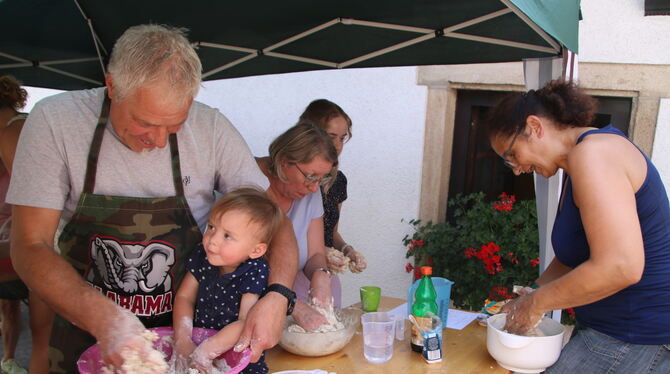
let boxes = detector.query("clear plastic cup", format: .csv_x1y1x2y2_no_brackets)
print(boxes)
361,312,395,364
395,317,406,341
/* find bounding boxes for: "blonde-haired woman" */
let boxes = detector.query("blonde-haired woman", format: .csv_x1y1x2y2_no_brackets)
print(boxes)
256,121,340,331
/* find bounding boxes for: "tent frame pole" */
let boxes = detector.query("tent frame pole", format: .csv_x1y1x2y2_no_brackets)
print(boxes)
0,52,102,85
73,0,107,76
524,49,577,323
500,0,562,51
201,9,561,76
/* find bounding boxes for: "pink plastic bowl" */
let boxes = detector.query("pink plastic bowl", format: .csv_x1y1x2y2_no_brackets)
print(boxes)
77,326,251,373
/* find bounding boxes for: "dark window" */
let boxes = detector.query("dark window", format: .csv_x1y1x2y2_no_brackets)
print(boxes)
447,89,632,221
591,95,632,134
645,0,670,16
449,90,534,211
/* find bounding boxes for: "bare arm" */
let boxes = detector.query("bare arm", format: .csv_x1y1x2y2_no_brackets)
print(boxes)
266,215,298,288
200,293,258,355
0,118,24,260
10,205,149,365
235,215,299,362
0,118,25,174
173,272,198,360
303,217,328,278
254,157,298,288
332,229,345,250
173,272,198,335
290,217,331,331
504,138,646,333
331,203,366,272
191,293,259,373
0,241,9,262
331,205,346,250
303,217,331,303
535,257,572,286
11,205,112,332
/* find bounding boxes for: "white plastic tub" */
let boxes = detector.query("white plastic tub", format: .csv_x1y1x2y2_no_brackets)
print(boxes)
486,313,565,373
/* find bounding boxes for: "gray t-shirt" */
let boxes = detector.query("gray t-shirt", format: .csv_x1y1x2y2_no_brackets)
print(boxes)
7,88,268,233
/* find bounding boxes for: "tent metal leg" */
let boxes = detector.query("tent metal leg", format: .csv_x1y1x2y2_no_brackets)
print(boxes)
523,52,578,322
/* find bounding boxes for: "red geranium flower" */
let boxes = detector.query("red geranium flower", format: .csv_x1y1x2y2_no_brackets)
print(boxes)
493,192,516,211
530,257,540,268
489,286,514,301
405,263,414,273
506,252,520,264
468,242,504,274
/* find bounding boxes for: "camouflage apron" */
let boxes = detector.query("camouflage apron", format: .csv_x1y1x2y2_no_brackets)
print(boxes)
49,95,203,373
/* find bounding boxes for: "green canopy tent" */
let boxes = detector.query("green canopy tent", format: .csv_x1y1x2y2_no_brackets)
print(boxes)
0,0,579,90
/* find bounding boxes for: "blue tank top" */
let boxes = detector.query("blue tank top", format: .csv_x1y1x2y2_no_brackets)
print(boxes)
552,125,670,344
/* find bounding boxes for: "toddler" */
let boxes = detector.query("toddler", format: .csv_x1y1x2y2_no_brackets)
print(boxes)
173,188,283,373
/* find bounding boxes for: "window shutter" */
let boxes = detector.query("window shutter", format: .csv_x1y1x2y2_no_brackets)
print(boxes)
645,0,670,16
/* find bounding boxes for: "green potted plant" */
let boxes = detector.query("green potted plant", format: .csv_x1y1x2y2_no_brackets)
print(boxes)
403,192,540,311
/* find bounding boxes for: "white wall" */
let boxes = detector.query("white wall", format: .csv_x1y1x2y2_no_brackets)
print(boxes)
579,0,670,190
195,67,424,306
23,87,62,111
579,0,670,64
652,99,670,183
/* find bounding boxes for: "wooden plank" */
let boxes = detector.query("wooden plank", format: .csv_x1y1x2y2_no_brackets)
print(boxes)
266,296,511,373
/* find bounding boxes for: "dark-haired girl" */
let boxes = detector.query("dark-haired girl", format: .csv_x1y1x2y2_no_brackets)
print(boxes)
488,80,670,373
299,99,367,274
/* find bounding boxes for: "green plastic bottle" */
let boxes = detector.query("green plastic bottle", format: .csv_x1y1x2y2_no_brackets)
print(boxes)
410,266,439,352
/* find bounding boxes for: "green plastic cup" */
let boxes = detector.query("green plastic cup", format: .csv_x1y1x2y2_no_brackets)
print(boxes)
360,286,381,312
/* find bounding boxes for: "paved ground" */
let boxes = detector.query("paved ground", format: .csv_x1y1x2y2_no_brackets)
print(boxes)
0,302,31,369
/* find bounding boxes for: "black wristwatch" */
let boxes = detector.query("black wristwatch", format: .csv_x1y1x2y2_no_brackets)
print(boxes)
263,283,297,315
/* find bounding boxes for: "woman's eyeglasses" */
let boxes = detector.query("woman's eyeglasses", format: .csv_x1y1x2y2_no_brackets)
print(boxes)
294,164,333,186
502,131,521,169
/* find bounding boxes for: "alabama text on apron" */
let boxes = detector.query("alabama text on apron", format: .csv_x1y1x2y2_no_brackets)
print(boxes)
49,94,203,373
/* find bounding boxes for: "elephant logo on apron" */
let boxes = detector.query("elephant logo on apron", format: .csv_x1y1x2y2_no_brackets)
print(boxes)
85,235,176,316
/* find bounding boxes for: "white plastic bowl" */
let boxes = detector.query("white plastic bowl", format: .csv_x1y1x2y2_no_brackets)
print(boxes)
279,308,359,357
487,313,565,373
